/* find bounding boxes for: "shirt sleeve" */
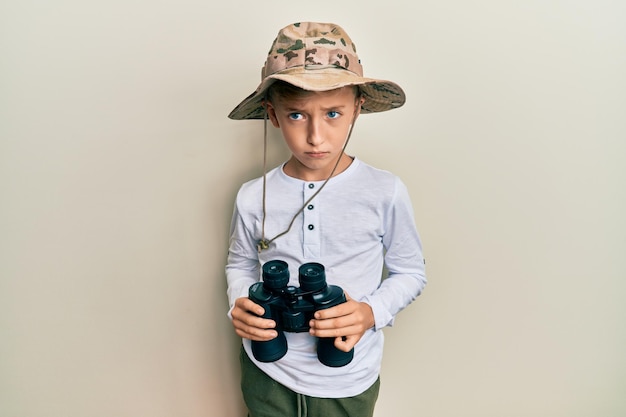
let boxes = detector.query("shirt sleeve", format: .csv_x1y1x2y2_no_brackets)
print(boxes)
225,200,260,318
361,177,427,330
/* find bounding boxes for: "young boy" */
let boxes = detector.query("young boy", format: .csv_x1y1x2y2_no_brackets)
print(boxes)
226,22,426,417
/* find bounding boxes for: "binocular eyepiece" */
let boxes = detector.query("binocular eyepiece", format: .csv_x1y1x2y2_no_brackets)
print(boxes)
248,260,354,367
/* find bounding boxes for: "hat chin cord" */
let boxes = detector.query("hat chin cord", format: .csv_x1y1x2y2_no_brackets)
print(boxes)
257,102,360,252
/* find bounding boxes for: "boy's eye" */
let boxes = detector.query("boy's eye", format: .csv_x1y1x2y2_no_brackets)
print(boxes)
327,111,340,119
288,112,303,121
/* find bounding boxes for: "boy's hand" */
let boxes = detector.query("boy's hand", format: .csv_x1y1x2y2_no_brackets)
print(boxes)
231,297,278,342
308,293,375,352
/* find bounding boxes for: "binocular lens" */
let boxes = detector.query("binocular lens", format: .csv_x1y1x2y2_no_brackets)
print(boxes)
299,262,326,292
262,260,290,289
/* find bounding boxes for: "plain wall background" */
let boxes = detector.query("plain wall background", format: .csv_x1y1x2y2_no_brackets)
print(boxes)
1,1,625,416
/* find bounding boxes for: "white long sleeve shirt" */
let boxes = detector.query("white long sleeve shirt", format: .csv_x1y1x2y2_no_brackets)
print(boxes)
226,157,426,398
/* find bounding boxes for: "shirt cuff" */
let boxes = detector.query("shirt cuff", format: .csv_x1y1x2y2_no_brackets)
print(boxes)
361,296,395,331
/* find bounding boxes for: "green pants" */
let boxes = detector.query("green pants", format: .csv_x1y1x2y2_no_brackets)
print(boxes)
240,347,380,417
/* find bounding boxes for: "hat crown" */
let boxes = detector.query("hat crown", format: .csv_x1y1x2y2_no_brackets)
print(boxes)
228,21,406,120
262,22,363,79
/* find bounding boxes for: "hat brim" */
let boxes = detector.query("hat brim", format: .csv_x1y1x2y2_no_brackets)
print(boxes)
228,66,406,120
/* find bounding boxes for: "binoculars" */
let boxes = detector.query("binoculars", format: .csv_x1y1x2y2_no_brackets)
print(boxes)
248,260,354,367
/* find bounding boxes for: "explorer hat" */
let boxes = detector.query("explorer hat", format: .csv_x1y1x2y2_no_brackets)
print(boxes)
228,22,406,120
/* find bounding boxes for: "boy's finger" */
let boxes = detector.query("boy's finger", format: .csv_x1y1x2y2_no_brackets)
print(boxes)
313,301,354,320
309,314,352,331
333,335,359,352
309,322,359,339
240,298,266,316
236,326,278,342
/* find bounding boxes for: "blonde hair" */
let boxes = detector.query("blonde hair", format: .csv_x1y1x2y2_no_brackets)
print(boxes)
266,80,361,106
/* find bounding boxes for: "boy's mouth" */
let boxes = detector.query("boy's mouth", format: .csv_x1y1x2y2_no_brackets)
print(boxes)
305,152,328,158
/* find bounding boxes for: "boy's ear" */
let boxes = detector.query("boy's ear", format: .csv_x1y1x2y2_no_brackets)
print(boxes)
263,100,280,128
353,97,365,121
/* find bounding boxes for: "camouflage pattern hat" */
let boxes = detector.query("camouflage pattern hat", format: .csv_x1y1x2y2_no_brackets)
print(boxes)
228,22,406,120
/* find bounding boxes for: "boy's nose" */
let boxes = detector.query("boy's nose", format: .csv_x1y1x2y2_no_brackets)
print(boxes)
306,119,324,146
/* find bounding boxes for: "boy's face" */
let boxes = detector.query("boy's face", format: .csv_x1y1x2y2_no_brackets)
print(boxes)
266,86,363,181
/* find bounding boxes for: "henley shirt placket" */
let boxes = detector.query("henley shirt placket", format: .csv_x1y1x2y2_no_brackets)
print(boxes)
302,182,321,258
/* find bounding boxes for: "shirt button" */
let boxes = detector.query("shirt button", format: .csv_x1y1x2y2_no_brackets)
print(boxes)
308,184,315,189
307,204,314,210
308,224,314,230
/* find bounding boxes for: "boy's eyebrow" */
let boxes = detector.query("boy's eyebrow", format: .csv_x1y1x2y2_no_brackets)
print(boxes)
321,104,348,111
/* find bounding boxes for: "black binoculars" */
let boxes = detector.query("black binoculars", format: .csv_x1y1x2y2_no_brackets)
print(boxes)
248,260,354,367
